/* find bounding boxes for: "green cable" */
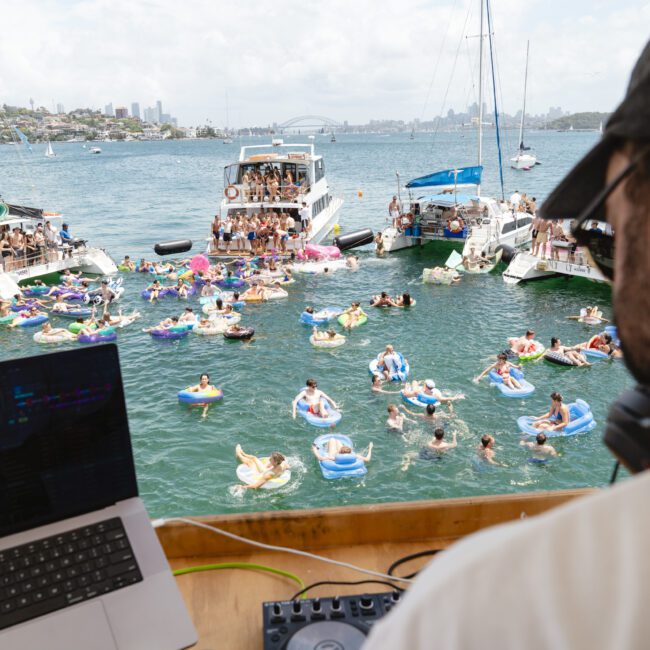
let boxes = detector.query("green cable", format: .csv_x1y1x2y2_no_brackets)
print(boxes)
172,562,306,598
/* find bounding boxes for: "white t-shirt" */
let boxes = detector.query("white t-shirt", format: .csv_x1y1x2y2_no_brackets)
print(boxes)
364,469,650,649
510,192,522,208
299,206,311,223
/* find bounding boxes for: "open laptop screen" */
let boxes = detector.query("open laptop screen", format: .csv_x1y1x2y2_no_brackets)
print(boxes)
0,344,138,538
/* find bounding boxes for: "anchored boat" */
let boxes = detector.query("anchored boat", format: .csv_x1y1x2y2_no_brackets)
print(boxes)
209,139,343,257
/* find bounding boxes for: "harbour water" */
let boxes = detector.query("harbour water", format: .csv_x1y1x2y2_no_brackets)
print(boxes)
0,131,632,518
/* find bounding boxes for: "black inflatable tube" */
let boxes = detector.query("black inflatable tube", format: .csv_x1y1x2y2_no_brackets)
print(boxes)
333,228,374,251
154,240,193,256
224,327,255,340
544,352,578,367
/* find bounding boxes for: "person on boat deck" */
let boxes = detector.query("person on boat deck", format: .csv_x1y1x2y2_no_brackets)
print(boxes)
477,434,499,465
510,329,540,354
299,202,311,235
475,353,523,389
548,337,592,366
386,404,414,431
311,439,373,464
527,196,537,215
121,255,135,271
399,212,413,231
534,218,552,259
520,432,558,458
312,326,345,343
389,195,401,228
426,427,458,452
532,392,570,431
236,446,288,490
370,292,398,308
394,292,412,307
366,44,650,649
403,379,465,404
377,344,405,380
370,375,401,394
550,220,567,260
509,190,522,210
292,379,338,420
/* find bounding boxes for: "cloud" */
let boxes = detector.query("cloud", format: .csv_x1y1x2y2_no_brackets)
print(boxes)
0,0,648,126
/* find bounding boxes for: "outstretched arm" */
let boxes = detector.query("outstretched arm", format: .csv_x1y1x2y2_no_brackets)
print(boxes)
448,432,458,449
320,391,338,410
476,362,496,382
359,442,373,463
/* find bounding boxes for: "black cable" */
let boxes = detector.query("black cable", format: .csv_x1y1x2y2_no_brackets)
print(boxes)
290,580,404,601
387,549,442,580
610,460,621,484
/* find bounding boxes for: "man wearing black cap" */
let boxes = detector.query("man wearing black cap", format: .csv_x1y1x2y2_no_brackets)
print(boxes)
364,40,650,649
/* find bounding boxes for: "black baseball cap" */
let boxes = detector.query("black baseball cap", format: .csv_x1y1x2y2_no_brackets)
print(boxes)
540,40,650,221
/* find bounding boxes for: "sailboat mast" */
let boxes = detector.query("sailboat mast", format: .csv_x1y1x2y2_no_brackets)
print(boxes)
477,0,484,195
518,40,530,152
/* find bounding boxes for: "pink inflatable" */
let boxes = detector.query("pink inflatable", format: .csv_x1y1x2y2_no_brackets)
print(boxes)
189,254,210,273
304,244,341,260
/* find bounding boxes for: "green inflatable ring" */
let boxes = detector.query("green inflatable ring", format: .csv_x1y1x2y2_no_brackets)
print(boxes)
69,322,97,334
337,312,368,329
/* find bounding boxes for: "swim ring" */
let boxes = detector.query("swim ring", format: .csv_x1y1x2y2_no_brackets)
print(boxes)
313,433,367,480
22,286,49,297
69,322,97,334
368,352,409,382
56,308,93,319
517,399,596,437
508,340,545,361
310,334,346,349
400,390,439,408
14,314,49,328
544,350,587,367
0,313,17,325
296,399,342,428
33,330,74,344
265,288,289,300
177,388,223,404
236,457,291,489
488,367,535,398
223,327,254,340
217,278,246,289
150,326,189,340
300,307,343,326
78,327,117,344
337,312,368,329
581,347,610,360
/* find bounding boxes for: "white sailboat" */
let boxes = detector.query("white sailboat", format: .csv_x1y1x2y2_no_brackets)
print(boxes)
45,141,56,158
510,41,537,170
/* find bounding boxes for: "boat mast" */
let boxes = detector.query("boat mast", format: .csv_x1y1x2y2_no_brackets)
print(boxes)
477,0,484,196
518,40,530,152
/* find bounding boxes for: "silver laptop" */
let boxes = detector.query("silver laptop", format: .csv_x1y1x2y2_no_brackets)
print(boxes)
0,344,197,650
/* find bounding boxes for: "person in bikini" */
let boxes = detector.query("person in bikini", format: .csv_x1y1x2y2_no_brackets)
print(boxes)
292,379,338,420
235,447,288,490
476,353,523,389
548,337,591,366
532,392,571,431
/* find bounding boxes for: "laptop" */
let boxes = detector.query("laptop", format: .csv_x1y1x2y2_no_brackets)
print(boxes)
0,344,197,650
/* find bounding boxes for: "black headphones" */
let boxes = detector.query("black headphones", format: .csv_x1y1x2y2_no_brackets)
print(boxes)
604,385,650,475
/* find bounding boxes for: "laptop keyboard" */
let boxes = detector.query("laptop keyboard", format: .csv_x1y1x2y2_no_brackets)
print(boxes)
0,517,142,631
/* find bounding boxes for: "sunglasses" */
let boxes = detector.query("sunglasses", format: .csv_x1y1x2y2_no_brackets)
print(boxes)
570,147,650,281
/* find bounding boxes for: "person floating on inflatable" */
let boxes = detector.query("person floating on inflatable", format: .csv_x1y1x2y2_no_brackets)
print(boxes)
547,337,591,366
182,373,219,418
235,446,289,491
338,301,367,329
376,344,408,381
370,292,399,308
292,379,339,421
311,438,372,464
402,379,465,405
531,392,571,432
576,332,621,358
509,329,544,357
476,353,523,390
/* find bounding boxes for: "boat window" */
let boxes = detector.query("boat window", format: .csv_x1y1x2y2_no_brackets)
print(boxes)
314,159,325,183
296,166,310,188
224,164,239,186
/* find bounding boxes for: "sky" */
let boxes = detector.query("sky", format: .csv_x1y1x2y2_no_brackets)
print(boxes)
0,0,648,127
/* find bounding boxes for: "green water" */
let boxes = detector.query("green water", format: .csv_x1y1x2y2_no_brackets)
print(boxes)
0,134,632,517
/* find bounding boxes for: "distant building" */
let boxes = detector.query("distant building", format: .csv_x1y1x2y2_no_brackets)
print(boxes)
547,106,564,120
104,103,114,117
131,102,140,119
159,113,171,124
156,100,163,123
56,103,65,115
115,106,128,119
143,107,155,123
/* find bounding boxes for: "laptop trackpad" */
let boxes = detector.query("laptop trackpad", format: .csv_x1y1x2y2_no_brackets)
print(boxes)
3,601,117,650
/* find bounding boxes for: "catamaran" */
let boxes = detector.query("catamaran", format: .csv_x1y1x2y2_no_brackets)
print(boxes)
209,139,343,256
0,202,117,300
510,41,538,170
379,1,533,258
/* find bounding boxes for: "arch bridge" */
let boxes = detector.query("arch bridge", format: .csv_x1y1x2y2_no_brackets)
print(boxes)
277,115,343,132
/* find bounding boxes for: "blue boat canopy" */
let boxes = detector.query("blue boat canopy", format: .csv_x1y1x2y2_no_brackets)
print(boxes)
415,193,479,206
406,165,482,189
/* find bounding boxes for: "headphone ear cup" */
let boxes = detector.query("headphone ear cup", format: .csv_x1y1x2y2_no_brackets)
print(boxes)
604,386,650,474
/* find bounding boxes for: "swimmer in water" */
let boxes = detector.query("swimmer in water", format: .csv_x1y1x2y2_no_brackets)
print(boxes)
370,376,401,394
402,403,451,421
370,292,399,308
235,447,289,490
478,435,499,465
402,379,465,405
311,439,373,463
292,379,338,420
346,255,359,269
386,404,415,431
426,427,458,452
520,432,558,459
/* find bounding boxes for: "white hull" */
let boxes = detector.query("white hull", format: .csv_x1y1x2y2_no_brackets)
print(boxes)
0,248,118,299
503,252,607,285
510,153,537,169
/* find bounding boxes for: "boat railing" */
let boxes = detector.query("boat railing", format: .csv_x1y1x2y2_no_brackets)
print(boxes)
1,240,88,272
223,182,311,205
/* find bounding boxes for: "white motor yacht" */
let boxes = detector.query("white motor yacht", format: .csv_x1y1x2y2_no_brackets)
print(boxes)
209,139,343,256
0,202,117,300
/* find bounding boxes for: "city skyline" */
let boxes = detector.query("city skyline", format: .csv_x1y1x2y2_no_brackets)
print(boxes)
1,0,646,128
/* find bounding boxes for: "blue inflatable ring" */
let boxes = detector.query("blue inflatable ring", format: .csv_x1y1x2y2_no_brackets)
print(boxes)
518,399,596,437
488,367,535,398
368,352,409,382
297,399,342,427
178,388,223,404
313,433,367,479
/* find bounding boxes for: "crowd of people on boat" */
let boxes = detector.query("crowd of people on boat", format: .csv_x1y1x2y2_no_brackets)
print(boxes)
0,221,78,270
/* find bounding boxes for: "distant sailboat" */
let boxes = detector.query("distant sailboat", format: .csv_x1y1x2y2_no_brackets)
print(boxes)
410,128,415,140
330,132,336,143
45,141,56,158
510,41,537,170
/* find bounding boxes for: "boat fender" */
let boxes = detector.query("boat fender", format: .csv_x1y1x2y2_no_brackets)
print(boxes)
333,228,375,251
153,240,193,256
495,244,516,265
